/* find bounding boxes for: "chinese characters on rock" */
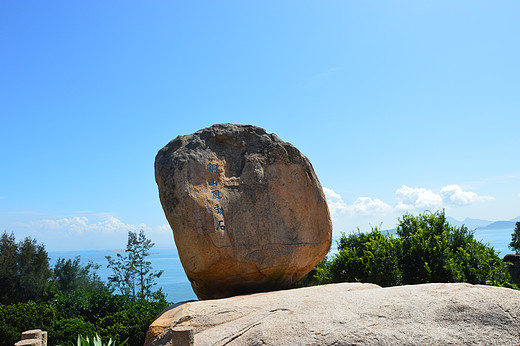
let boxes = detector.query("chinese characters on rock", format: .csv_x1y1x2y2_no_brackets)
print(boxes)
207,162,225,231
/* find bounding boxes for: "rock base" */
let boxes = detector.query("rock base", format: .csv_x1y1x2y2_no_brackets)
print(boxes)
145,282,520,345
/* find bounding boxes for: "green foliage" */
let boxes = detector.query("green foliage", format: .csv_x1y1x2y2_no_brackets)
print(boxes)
396,211,510,285
53,256,106,293
327,228,402,286
509,222,520,255
74,333,127,346
291,258,329,288
106,230,164,300
0,232,52,304
53,318,97,344
312,211,513,288
50,289,169,345
0,231,108,305
0,290,170,346
0,301,57,346
486,280,519,290
0,231,169,346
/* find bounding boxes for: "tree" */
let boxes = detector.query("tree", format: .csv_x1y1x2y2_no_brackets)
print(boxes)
106,230,164,300
509,222,520,255
0,232,52,304
53,256,106,293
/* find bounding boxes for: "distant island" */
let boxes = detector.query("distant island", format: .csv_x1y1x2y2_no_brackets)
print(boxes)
446,216,520,230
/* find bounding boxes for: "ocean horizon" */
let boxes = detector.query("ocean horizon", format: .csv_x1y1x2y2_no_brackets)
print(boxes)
48,227,516,303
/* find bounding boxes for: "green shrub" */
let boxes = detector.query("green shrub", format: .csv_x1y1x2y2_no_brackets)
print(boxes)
0,301,57,346
94,298,169,346
50,291,169,346
51,290,131,323
396,211,511,284
320,228,402,286
52,318,96,344
0,290,170,346
313,211,514,288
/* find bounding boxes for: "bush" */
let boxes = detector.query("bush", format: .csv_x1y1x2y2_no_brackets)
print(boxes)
313,211,514,288
318,228,402,286
0,301,57,346
49,290,169,346
0,290,170,346
396,211,510,285
52,318,96,344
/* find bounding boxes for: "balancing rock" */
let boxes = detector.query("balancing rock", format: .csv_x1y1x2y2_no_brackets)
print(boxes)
155,124,332,299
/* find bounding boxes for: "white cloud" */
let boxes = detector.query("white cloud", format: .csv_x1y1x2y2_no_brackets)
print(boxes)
324,187,392,217
150,224,172,234
440,184,493,205
323,187,349,216
325,185,491,218
394,184,491,211
37,216,151,235
349,197,393,215
395,185,443,211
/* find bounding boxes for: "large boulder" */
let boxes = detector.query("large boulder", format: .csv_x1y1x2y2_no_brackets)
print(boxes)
145,282,520,345
155,124,332,300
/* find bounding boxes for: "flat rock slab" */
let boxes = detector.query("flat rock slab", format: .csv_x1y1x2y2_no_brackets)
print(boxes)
145,282,520,345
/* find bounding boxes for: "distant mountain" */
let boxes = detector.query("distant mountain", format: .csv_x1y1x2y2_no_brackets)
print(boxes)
478,220,516,231
446,216,493,229
378,216,519,234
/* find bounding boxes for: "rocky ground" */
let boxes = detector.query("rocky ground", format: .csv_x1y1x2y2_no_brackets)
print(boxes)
145,282,520,345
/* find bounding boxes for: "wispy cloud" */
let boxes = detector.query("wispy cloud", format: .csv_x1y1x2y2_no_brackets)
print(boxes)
35,216,152,235
310,67,342,80
302,67,343,88
464,172,520,189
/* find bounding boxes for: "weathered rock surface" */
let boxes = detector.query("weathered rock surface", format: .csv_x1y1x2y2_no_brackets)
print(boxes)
504,254,520,285
155,124,332,300
145,282,520,345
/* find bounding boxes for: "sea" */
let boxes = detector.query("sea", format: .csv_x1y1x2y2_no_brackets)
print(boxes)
48,227,515,303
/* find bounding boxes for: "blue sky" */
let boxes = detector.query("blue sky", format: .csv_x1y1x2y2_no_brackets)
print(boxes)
1,1,519,251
